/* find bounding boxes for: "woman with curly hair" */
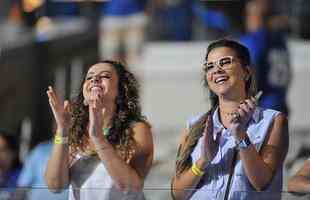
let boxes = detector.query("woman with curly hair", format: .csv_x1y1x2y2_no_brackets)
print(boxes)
171,39,289,200
44,60,153,200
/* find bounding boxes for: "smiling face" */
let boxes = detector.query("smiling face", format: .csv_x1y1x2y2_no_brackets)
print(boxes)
83,63,119,106
205,47,249,99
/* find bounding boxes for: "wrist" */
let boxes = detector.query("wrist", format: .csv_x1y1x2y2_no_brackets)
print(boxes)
56,127,69,136
191,161,205,177
233,129,247,142
236,135,252,150
91,134,109,146
197,157,209,169
54,134,68,145
93,139,112,153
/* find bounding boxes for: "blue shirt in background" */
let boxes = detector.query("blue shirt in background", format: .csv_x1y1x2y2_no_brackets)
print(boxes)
46,1,79,17
240,28,291,114
17,141,67,200
0,167,21,200
101,0,147,16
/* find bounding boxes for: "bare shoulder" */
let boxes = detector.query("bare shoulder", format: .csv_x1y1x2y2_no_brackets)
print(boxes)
273,113,288,127
131,121,152,131
261,112,288,146
267,113,288,141
131,121,153,152
131,121,152,140
261,112,289,168
129,121,153,178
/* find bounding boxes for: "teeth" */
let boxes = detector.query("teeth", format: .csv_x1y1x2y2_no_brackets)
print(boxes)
91,86,102,91
215,77,228,83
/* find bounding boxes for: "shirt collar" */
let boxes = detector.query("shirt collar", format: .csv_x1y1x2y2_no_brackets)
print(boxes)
212,106,261,128
252,107,261,123
213,107,223,129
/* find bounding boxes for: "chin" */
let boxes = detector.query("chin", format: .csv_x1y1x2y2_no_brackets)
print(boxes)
213,84,233,96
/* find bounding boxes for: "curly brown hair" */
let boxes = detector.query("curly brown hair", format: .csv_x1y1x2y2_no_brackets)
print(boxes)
68,60,146,163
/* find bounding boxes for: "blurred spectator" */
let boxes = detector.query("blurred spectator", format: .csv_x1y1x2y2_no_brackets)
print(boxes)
99,0,149,65
149,0,193,41
288,159,310,194
258,0,290,32
192,1,231,39
0,130,22,200
22,0,80,27
240,0,291,115
0,1,15,23
149,0,245,41
192,0,246,40
12,141,67,200
45,1,80,17
22,0,45,27
290,0,310,39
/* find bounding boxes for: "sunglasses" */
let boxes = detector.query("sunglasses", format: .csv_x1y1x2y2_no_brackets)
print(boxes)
204,56,236,73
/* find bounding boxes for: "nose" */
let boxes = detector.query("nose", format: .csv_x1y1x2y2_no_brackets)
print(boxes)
90,75,100,83
212,64,225,74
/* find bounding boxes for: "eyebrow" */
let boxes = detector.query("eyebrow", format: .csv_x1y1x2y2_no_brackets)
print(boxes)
207,56,232,64
86,70,112,76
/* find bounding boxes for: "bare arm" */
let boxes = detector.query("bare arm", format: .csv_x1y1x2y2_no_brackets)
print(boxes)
44,87,71,192
237,113,289,191
171,129,207,200
288,160,310,193
44,128,70,192
172,117,221,200
91,122,153,192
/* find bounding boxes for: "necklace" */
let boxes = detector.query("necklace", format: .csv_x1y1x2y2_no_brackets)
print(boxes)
220,109,236,116
103,127,110,137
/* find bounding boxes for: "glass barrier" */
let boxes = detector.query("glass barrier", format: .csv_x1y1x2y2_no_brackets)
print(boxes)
2,187,310,200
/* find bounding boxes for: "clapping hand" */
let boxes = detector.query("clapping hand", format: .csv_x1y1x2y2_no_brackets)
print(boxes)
200,115,222,166
46,86,70,134
88,88,105,139
229,91,262,137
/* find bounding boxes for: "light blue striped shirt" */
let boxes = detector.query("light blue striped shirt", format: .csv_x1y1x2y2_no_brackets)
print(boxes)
188,107,282,200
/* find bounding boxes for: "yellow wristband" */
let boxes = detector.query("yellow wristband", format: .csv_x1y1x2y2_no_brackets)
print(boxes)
54,134,68,145
191,163,204,177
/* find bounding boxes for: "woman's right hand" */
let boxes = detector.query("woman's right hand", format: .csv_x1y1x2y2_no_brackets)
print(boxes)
46,86,70,134
200,115,222,166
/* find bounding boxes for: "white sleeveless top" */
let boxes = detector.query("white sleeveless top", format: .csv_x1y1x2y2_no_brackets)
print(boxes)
188,107,283,200
69,153,145,200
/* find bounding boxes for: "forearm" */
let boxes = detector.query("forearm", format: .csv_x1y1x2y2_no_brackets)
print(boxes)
44,131,69,191
172,158,206,200
239,145,274,190
93,139,143,191
288,175,310,193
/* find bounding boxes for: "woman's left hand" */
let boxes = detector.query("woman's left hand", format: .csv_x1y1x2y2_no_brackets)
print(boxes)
230,96,257,137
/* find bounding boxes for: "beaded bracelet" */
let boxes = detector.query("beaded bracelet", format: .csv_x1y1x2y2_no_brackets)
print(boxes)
191,163,205,177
